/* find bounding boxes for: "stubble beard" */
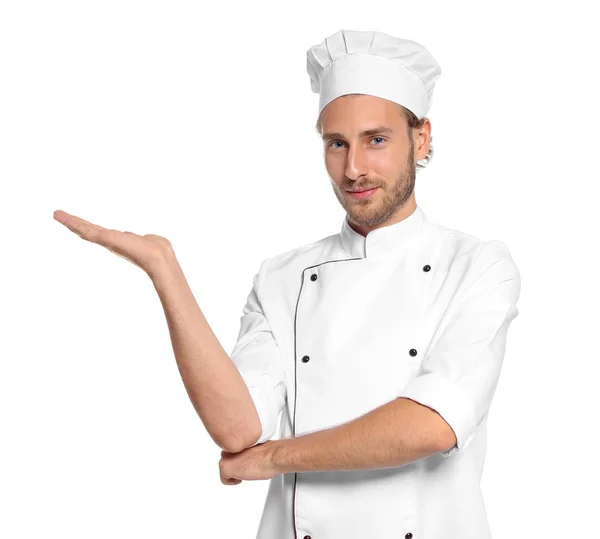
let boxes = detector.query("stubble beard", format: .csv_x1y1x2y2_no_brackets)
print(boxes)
332,149,416,228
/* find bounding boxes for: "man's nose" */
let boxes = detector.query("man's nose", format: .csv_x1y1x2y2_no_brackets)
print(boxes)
344,144,370,180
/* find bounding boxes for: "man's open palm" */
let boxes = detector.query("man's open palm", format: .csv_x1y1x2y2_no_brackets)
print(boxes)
53,209,173,275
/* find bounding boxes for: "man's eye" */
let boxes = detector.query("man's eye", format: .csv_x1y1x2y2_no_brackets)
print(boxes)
328,137,385,148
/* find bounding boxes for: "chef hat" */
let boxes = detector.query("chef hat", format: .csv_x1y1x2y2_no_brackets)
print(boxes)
306,29,442,120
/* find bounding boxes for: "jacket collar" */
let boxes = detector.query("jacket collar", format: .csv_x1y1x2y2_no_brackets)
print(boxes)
339,204,427,259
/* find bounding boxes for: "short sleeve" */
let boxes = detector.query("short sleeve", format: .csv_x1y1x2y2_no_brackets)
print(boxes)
230,258,287,447
398,240,521,457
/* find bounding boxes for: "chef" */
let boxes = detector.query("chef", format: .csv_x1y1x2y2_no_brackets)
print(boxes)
224,29,521,539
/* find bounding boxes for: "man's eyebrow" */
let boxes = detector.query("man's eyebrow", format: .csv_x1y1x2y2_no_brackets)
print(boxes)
321,126,394,141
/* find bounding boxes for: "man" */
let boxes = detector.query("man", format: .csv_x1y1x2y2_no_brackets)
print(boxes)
54,29,521,539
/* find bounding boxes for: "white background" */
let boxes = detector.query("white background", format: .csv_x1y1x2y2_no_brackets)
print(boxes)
1,1,598,537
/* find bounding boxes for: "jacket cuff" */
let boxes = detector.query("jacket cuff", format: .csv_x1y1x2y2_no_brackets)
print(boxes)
399,372,477,457
241,371,279,446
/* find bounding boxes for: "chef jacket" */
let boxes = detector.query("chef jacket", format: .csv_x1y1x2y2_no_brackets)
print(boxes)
230,204,521,539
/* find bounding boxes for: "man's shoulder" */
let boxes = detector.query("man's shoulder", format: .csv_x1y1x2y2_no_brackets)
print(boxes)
424,219,519,290
426,218,484,251
261,231,338,274
425,218,514,260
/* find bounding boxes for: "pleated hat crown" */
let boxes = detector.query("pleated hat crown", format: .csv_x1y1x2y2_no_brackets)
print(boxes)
306,29,442,120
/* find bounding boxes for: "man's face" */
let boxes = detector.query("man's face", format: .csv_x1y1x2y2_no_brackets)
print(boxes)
319,94,429,230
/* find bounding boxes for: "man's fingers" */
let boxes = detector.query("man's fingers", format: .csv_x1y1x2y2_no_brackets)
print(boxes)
63,218,107,244
57,211,127,251
54,210,107,231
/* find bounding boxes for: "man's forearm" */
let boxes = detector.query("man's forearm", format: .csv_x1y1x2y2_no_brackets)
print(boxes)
270,397,455,473
150,254,261,453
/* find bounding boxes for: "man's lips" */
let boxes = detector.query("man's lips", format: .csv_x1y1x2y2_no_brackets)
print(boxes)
346,186,379,198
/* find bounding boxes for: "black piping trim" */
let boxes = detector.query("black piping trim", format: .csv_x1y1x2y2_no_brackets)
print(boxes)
291,256,362,539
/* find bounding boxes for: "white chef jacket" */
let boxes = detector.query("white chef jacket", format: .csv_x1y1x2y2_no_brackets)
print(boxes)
230,204,521,539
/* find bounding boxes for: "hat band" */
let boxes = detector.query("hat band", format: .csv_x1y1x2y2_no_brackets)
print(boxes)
317,52,429,120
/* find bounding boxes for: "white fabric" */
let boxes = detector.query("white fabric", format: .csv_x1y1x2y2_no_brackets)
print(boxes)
306,29,442,119
230,204,521,539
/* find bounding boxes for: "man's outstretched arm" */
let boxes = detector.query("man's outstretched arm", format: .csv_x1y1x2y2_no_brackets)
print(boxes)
53,210,264,454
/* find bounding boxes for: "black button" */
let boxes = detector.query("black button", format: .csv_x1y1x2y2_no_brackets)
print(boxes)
409,349,417,357
423,264,431,272
405,533,413,539
310,273,318,281
302,355,310,363
304,536,312,539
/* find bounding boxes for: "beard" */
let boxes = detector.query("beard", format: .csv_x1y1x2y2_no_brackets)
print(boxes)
331,144,416,228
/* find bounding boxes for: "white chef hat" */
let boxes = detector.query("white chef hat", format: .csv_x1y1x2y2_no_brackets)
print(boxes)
306,29,442,120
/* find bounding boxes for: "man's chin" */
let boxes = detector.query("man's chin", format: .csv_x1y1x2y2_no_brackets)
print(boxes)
346,206,384,226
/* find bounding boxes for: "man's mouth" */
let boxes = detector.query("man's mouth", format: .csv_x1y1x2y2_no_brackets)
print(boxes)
347,187,377,192
346,186,379,198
